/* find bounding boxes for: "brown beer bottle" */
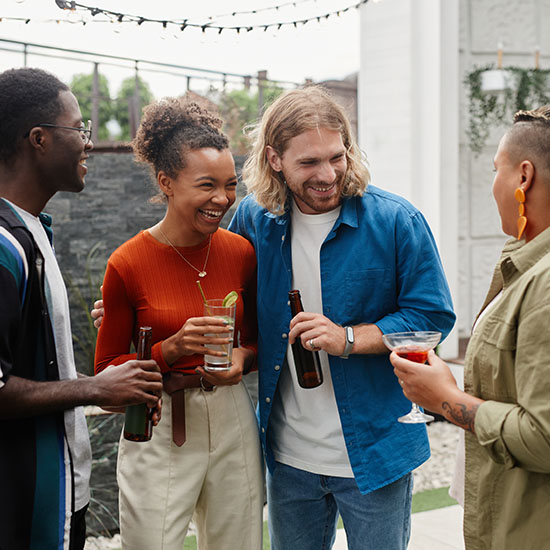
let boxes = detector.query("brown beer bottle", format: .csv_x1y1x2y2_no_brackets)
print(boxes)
123,326,154,442
288,290,323,389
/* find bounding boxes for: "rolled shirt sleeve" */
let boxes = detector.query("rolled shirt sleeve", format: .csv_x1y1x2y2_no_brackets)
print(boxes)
474,293,550,474
374,209,455,340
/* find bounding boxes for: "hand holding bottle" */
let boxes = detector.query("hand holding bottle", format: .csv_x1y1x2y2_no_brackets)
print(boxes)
288,290,323,389
288,311,348,357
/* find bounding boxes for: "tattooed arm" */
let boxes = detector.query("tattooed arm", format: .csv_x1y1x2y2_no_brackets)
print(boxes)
390,350,485,433
441,400,483,433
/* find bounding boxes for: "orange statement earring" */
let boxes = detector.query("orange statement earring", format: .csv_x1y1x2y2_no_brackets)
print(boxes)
514,187,527,239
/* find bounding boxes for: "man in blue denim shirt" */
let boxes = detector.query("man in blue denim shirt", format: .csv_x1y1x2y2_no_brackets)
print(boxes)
228,86,455,550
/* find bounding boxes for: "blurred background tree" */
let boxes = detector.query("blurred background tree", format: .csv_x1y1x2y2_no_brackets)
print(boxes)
216,84,283,155
114,76,154,142
70,72,113,142
70,71,283,148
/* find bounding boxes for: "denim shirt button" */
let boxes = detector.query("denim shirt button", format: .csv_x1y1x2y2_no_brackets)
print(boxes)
274,365,281,371
261,427,265,433
282,333,288,339
266,397,271,403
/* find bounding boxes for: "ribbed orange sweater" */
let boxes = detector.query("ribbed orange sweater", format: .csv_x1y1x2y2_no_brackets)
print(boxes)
94,228,257,374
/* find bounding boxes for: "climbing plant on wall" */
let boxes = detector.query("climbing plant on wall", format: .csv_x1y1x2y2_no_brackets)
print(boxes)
465,65,550,154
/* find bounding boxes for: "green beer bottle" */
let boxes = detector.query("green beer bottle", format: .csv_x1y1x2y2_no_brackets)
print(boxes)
124,326,154,441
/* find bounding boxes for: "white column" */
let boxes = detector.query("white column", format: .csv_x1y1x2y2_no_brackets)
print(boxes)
359,0,459,358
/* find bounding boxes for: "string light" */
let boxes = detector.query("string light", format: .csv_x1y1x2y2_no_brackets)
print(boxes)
208,0,314,20
66,7,80,24
0,15,113,25
50,0,368,35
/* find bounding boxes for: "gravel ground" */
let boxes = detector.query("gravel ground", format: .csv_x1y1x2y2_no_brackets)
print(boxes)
413,420,461,493
84,420,461,549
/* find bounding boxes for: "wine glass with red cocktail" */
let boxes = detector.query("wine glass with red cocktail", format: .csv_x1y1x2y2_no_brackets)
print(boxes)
382,331,442,424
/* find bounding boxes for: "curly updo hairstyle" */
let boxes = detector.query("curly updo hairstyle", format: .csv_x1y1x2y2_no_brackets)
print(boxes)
132,98,229,203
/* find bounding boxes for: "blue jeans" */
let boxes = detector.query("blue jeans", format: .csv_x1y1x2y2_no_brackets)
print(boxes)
267,462,412,550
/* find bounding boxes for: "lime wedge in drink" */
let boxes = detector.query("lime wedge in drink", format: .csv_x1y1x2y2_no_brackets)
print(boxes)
222,291,238,307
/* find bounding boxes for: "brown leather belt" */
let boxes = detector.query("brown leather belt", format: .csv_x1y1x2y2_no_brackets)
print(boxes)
163,372,214,447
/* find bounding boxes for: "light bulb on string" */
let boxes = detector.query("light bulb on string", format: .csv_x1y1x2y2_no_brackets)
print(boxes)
110,17,122,34
66,8,80,24
159,21,170,40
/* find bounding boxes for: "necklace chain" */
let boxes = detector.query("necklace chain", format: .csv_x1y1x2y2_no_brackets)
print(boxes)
158,227,212,278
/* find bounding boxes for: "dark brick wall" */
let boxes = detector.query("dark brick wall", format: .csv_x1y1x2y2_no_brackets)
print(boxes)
47,150,247,374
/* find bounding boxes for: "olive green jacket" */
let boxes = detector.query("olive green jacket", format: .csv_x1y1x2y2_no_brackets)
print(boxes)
463,226,550,550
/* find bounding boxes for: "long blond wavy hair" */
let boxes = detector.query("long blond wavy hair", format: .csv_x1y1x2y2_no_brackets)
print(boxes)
242,85,370,215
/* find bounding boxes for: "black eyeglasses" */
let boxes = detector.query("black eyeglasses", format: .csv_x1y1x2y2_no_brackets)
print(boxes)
24,120,93,145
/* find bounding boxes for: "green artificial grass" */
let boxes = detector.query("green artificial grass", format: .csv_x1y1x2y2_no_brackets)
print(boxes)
411,486,457,514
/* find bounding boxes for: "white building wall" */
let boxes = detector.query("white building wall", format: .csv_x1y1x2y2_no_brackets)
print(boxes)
359,0,459,358
359,0,549,346
360,0,413,199
458,0,548,334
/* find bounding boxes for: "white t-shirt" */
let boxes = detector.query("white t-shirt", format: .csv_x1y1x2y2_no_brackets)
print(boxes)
270,199,353,477
7,200,91,512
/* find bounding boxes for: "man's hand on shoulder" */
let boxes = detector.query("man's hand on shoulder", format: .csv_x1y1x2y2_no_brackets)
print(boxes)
91,298,104,329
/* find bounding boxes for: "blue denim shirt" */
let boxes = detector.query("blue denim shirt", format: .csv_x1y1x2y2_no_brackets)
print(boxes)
228,185,455,494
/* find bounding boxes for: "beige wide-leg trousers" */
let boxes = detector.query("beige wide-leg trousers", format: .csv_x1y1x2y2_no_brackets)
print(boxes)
117,382,264,550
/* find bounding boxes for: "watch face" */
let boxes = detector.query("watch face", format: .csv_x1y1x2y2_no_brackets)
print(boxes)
346,326,354,343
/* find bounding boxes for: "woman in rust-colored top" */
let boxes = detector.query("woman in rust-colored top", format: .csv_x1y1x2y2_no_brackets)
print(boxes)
94,99,263,550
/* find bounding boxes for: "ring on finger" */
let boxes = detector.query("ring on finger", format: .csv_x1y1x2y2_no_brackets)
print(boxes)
308,338,317,350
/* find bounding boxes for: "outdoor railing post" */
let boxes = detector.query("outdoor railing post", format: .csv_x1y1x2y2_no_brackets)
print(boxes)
128,61,141,139
257,69,267,116
91,63,100,140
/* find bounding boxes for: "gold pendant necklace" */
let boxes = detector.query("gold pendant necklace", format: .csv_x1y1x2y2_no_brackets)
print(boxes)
158,227,212,278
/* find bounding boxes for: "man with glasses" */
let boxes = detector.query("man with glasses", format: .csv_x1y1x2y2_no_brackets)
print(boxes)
24,119,93,144
0,67,163,550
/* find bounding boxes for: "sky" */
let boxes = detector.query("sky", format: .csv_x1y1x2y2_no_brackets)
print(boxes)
0,0,361,99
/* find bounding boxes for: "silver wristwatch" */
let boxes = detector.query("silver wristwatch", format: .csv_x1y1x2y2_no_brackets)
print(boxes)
340,326,355,359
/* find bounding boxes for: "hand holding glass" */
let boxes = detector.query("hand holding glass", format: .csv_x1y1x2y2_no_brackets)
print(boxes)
203,299,236,372
382,331,442,424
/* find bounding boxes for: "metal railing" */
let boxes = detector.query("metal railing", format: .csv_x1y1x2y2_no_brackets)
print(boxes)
0,37,301,141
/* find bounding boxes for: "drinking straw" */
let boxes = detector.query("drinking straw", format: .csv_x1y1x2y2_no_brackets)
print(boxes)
196,280,212,315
